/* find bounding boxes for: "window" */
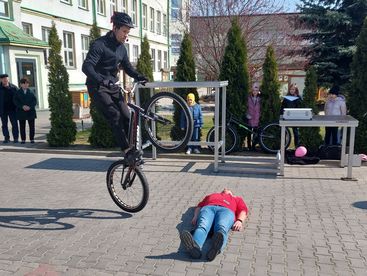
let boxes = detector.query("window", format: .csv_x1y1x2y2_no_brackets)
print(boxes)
151,49,156,71
78,0,88,9
132,45,139,63
121,0,127,12
150,7,155,33
110,0,116,16
81,35,90,61
163,14,167,36
157,50,162,70
131,0,137,25
97,0,106,15
125,43,130,58
42,27,51,65
156,11,161,35
142,4,147,30
0,0,10,18
163,51,168,69
171,0,182,21
22,22,33,36
63,32,75,68
60,0,72,4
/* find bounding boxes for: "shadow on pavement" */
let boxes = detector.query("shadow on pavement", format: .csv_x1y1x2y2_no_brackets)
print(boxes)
352,201,367,210
26,158,113,172
0,208,132,230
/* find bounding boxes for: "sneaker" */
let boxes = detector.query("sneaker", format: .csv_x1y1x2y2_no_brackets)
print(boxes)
124,148,143,165
13,139,18,143
186,148,192,155
206,232,224,261
30,140,35,144
3,139,9,144
21,141,25,144
180,230,201,259
193,148,200,154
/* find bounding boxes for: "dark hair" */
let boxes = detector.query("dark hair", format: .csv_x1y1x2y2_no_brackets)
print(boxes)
0,73,8,78
110,12,134,29
20,78,29,84
328,85,340,95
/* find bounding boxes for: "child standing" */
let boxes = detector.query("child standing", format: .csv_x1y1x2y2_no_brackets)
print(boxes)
281,83,302,147
246,82,261,151
13,78,37,144
181,93,203,154
324,85,346,145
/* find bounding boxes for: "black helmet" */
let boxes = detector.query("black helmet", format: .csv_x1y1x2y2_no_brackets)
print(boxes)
111,12,134,28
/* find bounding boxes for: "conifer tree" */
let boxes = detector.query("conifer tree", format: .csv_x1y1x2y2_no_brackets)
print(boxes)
349,16,367,153
219,18,250,145
298,0,367,87
260,46,281,125
47,22,76,146
172,32,197,140
88,22,116,148
299,66,323,152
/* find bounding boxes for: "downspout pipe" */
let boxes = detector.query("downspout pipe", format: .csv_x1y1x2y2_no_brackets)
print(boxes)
92,0,97,24
139,0,143,40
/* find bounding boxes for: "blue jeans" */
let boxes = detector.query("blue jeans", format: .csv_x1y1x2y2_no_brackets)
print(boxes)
192,205,235,251
188,127,200,150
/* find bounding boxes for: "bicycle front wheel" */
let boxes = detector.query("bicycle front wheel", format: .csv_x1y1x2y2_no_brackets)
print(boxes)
106,160,149,213
259,123,291,153
206,125,239,154
144,92,193,152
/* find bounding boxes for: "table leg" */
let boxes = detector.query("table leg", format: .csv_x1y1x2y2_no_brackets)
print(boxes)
340,126,347,167
279,125,285,176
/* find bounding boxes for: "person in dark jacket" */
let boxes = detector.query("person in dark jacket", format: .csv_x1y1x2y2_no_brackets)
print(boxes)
280,83,302,147
0,73,19,143
82,12,148,163
13,78,37,144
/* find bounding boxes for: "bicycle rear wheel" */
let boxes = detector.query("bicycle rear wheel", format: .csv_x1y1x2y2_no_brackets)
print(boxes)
206,125,239,154
144,92,193,152
259,122,291,153
106,160,149,213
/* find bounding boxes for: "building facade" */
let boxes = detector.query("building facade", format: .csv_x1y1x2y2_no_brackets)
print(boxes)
0,0,172,111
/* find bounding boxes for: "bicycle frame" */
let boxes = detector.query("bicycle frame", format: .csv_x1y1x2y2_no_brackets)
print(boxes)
227,113,257,136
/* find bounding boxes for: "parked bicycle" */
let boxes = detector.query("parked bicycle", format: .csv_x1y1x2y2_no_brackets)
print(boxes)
106,81,193,212
206,112,291,154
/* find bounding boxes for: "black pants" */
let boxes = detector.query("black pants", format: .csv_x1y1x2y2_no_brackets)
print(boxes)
19,119,35,141
1,110,19,141
246,127,259,149
324,127,338,145
88,85,130,150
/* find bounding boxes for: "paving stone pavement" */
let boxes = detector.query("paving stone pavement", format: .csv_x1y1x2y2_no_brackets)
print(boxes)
0,149,367,276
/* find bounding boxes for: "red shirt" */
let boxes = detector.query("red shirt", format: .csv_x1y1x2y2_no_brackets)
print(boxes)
197,193,248,220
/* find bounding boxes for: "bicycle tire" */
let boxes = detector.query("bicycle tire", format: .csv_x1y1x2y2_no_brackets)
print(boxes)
106,160,149,213
259,122,291,153
206,125,239,154
143,92,193,152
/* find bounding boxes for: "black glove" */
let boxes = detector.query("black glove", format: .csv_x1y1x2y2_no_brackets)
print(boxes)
136,75,149,84
101,79,114,89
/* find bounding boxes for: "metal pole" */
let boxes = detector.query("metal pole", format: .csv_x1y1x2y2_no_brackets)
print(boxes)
279,122,285,176
214,87,219,172
221,86,226,162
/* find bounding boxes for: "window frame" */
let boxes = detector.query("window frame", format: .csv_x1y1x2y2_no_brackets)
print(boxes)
81,34,90,61
132,44,139,64
42,26,51,65
151,48,156,72
97,0,106,15
121,0,127,12
157,50,162,71
150,7,155,33
142,3,147,30
163,13,167,36
60,0,72,5
110,0,116,17
63,31,76,68
163,51,168,69
0,0,11,19
131,0,137,26
22,22,33,36
156,10,161,35
78,0,89,10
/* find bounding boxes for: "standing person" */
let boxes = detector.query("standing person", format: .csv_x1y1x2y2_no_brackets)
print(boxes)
181,93,203,154
246,82,261,151
281,83,302,147
324,85,347,145
180,188,248,261
82,12,148,162
0,74,19,143
13,78,37,144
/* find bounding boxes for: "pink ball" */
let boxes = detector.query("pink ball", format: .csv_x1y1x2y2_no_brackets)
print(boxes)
295,146,307,157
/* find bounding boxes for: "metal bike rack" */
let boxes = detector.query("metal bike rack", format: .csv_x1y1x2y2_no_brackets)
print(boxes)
135,81,228,172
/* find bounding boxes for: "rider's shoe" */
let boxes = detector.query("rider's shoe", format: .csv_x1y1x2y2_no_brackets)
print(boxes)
124,148,143,165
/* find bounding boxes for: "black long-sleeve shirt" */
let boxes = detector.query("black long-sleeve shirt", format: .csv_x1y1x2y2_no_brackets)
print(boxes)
82,31,140,87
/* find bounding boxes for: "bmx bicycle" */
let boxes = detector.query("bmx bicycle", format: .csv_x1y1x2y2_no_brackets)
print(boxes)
106,81,193,212
206,112,291,154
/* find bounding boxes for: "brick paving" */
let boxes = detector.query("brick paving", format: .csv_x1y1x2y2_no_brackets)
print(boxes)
0,112,367,275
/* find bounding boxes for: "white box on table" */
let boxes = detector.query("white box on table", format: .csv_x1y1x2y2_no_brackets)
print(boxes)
283,108,313,120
